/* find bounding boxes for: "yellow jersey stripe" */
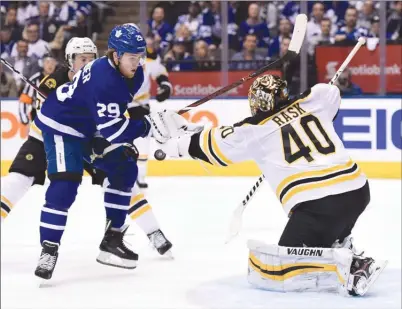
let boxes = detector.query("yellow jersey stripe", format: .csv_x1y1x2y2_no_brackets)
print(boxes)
1,195,14,209
258,92,313,126
282,167,362,205
30,122,43,136
130,193,144,206
1,208,8,218
201,129,219,166
130,204,151,220
210,128,233,165
276,160,355,197
133,92,150,102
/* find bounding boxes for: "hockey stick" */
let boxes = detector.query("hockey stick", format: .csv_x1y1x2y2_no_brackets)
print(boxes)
154,14,308,161
225,37,367,244
1,57,48,98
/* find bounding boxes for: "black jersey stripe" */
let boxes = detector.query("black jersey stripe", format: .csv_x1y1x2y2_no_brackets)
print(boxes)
279,163,359,203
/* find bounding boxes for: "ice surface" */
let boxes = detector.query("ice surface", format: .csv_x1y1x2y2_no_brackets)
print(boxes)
1,177,401,309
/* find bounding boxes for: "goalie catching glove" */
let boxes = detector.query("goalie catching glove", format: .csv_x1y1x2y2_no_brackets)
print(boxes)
145,109,203,144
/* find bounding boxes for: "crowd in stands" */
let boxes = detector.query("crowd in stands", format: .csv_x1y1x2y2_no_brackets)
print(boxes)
1,1,401,98
1,0,112,95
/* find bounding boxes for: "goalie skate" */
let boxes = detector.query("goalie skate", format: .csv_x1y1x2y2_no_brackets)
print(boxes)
348,256,388,296
96,223,138,269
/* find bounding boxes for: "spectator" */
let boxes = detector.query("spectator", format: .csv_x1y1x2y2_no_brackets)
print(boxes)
16,1,38,26
0,63,18,97
153,1,190,28
357,0,378,30
10,23,49,59
308,17,335,55
231,33,265,70
387,1,402,41
324,1,350,24
148,6,173,54
335,68,362,95
164,39,194,71
27,1,60,42
368,15,382,38
210,1,222,46
175,2,202,39
307,2,326,43
227,2,241,51
281,1,300,25
193,40,219,71
335,7,368,42
198,1,218,46
259,1,280,33
4,7,23,42
50,1,73,24
66,9,90,38
6,40,40,93
174,24,194,55
1,26,15,58
238,3,270,48
269,18,292,58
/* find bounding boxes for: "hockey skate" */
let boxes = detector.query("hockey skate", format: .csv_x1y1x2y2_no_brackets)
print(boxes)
148,229,173,258
347,256,388,296
35,241,59,280
136,179,148,189
96,222,138,269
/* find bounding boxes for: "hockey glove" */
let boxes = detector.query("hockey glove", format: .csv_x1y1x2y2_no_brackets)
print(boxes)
156,81,172,102
155,75,172,102
145,109,203,144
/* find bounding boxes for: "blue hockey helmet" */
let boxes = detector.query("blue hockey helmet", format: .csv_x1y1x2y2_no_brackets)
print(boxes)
108,24,146,58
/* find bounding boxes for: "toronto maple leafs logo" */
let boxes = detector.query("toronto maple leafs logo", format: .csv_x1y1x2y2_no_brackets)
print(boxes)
115,30,122,38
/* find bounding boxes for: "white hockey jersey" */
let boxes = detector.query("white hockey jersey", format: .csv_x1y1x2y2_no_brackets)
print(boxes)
129,56,168,106
194,84,367,215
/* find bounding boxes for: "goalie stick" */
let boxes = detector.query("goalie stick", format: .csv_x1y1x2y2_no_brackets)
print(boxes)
154,14,308,161
225,37,367,244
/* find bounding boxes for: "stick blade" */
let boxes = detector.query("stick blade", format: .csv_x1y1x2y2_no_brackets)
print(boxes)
288,14,308,54
225,204,245,244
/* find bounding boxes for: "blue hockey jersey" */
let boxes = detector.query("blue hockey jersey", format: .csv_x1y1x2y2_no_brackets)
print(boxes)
35,56,149,144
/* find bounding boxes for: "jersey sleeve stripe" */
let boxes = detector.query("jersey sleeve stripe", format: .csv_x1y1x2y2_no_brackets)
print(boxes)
210,128,234,165
200,129,219,166
276,160,355,197
207,129,227,167
36,110,85,138
105,118,130,142
280,164,362,205
97,118,122,130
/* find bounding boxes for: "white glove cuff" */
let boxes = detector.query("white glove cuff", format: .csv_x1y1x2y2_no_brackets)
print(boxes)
177,135,191,157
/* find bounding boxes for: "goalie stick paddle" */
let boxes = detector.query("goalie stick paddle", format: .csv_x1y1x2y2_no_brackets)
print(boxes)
225,37,366,244
154,14,308,161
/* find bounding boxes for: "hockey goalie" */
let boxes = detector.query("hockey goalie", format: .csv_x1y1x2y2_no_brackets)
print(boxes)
157,74,387,296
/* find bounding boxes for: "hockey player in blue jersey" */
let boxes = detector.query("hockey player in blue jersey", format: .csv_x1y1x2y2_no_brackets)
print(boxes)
33,23,193,280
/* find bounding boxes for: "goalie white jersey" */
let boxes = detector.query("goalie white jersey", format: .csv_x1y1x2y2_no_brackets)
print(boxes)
194,84,367,215
130,56,168,106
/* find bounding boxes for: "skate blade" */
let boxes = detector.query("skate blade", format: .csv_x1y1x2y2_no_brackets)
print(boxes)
162,249,174,260
360,260,388,296
96,251,138,269
37,277,53,288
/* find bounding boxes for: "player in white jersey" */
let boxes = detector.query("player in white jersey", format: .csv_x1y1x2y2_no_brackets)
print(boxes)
159,75,386,296
127,36,172,189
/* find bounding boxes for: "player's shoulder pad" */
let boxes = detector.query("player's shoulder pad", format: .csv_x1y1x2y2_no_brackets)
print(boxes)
312,83,340,100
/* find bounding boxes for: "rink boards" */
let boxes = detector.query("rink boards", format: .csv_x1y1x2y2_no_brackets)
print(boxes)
1,97,401,179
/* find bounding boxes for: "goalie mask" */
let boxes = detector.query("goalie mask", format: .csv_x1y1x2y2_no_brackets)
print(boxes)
248,75,289,116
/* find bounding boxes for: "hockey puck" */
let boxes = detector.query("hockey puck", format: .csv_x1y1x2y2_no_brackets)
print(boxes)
154,149,166,161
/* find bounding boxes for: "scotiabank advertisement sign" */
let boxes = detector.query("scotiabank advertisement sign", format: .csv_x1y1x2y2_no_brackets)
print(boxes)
316,44,402,93
150,70,282,97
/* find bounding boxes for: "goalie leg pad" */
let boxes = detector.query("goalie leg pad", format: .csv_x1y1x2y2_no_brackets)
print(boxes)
247,240,353,294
